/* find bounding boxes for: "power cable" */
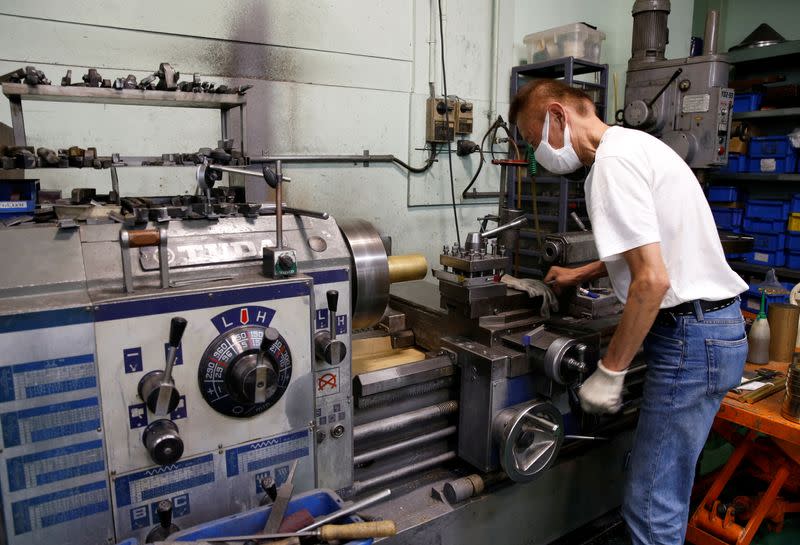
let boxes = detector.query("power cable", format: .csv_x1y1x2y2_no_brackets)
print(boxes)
438,0,460,247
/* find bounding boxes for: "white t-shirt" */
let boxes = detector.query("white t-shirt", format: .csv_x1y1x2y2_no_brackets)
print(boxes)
585,126,747,308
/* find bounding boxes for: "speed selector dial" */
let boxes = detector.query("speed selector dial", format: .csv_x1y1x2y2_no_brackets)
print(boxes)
198,325,292,417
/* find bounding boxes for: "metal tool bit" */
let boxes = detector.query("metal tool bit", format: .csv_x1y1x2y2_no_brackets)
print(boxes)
262,459,298,533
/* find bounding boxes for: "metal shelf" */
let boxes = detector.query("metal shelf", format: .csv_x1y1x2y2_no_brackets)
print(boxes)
1,83,245,109
732,107,800,120
2,83,247,153
728,40,800,65
710,173,800,182
729,260,800,281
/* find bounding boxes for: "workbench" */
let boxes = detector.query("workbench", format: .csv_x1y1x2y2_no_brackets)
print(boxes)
686,361,800,545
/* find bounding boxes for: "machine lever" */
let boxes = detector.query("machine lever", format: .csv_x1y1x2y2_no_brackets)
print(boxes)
253,328,279,403
315,290,347,365
647,68,683,108
138,317,187,417
479,216,528,239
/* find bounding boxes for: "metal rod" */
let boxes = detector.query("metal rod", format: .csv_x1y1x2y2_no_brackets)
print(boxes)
275,160,283,249
110,166,120,203
298,489,392,532
353,401,458,442
207,164,264,178
250,154,397,164
354,426,456,465
703,9,720,55
352,451,456,494
480,215,527,239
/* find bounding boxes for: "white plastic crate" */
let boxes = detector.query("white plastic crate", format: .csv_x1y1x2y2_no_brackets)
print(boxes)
523,23,606,64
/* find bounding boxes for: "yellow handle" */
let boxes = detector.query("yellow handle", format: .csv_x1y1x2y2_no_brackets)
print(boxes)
318,521,397,540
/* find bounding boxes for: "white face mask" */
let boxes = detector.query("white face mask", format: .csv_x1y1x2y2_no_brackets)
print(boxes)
534,111,583,174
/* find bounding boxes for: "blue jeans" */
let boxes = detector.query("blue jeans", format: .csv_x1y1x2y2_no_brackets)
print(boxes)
622,300,747,545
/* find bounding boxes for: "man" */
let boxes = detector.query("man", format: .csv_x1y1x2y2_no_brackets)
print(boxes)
509,79,748,545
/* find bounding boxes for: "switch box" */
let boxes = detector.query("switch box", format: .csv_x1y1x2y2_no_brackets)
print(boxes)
426,97,455,143
456,101,474,135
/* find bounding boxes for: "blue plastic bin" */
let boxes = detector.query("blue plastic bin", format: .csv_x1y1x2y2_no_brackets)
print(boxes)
745,250,786,267
708,186,739,202
718,153,746,174
732,92,762,113
787,233,800,251
711,207,743,231
751,232,786,251
115,540,137,545
749,136,793,158
0,180,37,215
791,194,800,214
745,199,791,220
741,281,794,313
168,489,372,545
787,252,800,269
742,217,786,233
747,156,797,174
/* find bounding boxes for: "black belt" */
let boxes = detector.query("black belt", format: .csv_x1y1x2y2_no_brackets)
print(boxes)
655,297,737,324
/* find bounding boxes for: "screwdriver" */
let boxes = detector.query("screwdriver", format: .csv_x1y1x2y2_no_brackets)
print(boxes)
200,521,397,542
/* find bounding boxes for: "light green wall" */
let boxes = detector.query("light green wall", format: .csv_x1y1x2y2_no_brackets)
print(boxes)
513,0,695,122
693,0,800,52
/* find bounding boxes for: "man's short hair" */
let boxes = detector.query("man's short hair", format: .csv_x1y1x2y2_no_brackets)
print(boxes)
509,80,595,125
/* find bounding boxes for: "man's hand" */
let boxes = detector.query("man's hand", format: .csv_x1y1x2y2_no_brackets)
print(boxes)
544,260,608,293
543,266,582,293
578,360,627,413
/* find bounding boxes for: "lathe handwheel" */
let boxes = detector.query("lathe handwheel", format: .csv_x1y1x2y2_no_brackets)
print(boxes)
492,400,563,483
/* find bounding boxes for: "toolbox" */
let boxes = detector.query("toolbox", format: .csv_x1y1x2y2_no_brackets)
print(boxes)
167,489,373,545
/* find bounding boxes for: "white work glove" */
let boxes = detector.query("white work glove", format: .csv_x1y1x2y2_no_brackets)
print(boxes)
500,274,559,319
578,360,627,414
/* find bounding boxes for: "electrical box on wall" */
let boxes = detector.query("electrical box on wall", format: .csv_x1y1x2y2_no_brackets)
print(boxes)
426,97,474,143
426,97,455,143
456,100,474,135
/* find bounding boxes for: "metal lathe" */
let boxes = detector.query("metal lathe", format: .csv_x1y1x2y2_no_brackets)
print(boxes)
0,156,644,545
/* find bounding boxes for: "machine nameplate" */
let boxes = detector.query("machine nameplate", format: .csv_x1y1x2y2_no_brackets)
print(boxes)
139,237,274,270
681,93,710,113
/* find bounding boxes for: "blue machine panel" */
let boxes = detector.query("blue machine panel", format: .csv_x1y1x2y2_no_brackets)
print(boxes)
224,429,310,478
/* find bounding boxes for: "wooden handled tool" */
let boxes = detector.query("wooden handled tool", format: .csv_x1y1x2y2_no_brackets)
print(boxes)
201,521,397,542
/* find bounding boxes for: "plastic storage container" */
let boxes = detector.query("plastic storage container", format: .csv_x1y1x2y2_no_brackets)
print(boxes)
749,136,793,158
789,213,800,232
733,92,762,113
167,489,372,545
791,194,800,214
708,186,739,202
718,153,747,174
745,199,791,220
743,217,787,233
747,156,797,174
745,250,786,267
787,233,800,251
752,232,786,251
523,23,606,63
0,180,37,215
786,252,800,269
741,282,794,314
711,207,744,231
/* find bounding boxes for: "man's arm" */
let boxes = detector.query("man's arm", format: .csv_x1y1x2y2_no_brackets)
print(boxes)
602,242,670,371
544,260,608,293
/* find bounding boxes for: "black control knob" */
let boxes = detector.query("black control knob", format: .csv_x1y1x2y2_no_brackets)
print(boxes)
278,253,295,270
228,327,280,403
315,290,347,365
145,499,180,543
138,317,187,416
142,419,184,466
258,476,278,506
